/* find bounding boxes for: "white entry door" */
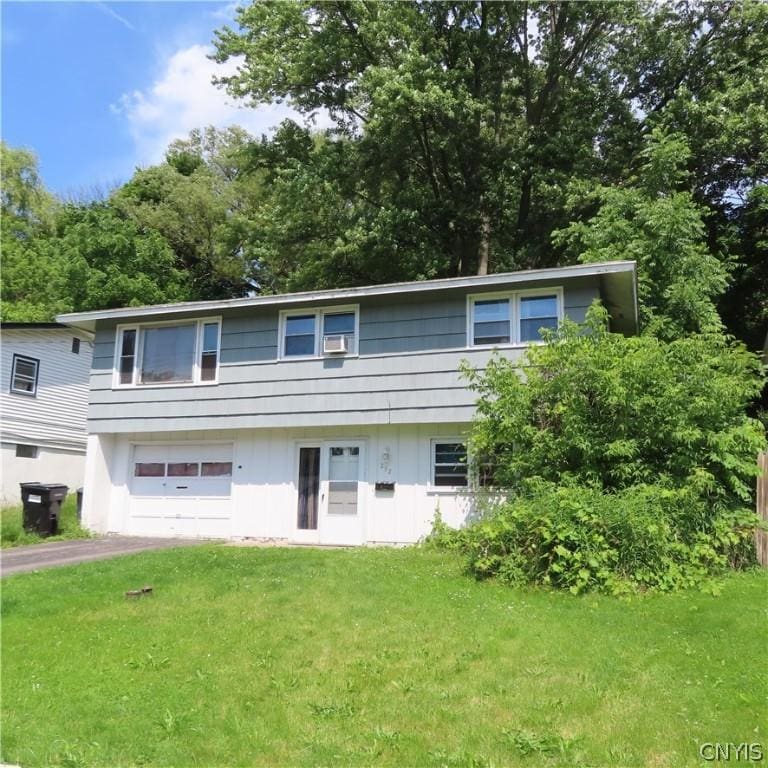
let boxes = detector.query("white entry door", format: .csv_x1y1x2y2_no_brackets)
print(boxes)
318,442,365,545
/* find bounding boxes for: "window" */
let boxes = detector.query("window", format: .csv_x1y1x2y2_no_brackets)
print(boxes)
10,355,39,396
201,461,233,477
469,290,562,347
168,462,199,477
322,312,356,353
134,460,233,478
473,298,511,345
284,315,316,357
115,318,221,387
520,295,559,342
15,444,38,459
118,329,137,385
134,462,165,477
72,338,80,354
201,322,219,382
432,441,468,487
280,306,358,359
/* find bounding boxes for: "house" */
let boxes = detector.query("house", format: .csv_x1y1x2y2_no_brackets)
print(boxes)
1,323,94,504
55,260,637,545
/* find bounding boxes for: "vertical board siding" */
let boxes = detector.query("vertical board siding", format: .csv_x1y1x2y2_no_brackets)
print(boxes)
757,451,768,568
0,329,93,451
86,423,475,543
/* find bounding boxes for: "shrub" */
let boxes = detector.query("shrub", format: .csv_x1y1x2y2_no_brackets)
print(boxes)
437,306,767,593
438,482,760,594
463,305,765,508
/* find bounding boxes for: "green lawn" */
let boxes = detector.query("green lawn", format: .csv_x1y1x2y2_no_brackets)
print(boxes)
1,495,90,548
1,546,765,768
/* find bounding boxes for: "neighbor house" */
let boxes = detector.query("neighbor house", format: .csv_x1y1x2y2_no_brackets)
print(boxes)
55,261,637,545
1,323,94,504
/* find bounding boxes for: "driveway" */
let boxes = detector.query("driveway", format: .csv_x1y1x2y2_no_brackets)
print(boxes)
1,536,203,577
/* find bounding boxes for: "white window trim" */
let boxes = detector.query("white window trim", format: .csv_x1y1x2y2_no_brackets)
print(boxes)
278,304,360,361
428,437,470,493
113,316,222,389
10,354,39,397
466,286,564,349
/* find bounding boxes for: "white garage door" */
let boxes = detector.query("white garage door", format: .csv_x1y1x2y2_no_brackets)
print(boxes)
128,443,233,538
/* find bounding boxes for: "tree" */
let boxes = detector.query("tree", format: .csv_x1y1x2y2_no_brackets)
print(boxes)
1,142,56,237
114,127,259,299
0,142,191,320
554,129,728,339
214,1,635,277
213,0,767,307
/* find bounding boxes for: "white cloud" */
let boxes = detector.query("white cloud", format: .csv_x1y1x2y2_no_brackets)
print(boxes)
113,44,323,167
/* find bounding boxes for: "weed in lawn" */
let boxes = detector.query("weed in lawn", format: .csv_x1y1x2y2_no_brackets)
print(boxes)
503,728,575,757
125,652,170,671
309,701,356,718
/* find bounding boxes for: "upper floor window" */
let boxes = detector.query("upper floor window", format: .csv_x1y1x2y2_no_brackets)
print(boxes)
279,306,358,359
469,289,562,347
10,355,39,396
520,295,559,342
114,318,221,387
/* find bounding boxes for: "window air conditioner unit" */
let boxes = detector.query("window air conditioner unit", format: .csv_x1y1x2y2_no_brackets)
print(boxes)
323,334,347,354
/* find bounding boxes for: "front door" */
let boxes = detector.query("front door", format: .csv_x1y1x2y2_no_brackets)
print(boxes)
319,442,365,545
295,441,365,545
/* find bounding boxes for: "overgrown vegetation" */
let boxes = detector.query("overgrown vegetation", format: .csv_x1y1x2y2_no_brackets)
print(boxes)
432,305,767,594
1,495,90,549
2,546,765,767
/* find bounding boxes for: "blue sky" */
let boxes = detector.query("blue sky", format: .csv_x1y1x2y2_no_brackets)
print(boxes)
1,1,300,196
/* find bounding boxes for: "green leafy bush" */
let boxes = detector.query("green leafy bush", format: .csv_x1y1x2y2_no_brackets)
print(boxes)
437,306,767,593
435,482,760,594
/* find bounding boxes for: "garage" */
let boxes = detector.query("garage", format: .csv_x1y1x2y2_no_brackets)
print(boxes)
128,443,233,538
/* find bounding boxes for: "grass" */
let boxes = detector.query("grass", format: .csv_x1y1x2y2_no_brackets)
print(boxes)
1,545,766,767
1,495,90,548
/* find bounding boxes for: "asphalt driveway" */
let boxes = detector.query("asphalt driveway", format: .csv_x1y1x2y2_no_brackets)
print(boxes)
1,536,202,577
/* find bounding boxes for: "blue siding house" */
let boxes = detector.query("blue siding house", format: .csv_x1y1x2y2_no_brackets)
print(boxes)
57,260,637,545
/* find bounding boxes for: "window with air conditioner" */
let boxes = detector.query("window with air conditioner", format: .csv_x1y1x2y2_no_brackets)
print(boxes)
280,306,358,359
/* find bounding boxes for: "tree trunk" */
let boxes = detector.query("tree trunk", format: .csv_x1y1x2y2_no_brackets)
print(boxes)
477,213,490,276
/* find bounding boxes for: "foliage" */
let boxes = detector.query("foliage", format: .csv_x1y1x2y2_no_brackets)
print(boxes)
212,0,767,343
1,495,90,549
114,126,260,299
446,305,767,593
1,202,188,319
2,546,766,766
554,129,728,340
1,129,258,320
465,306,765,504
433,482,761,595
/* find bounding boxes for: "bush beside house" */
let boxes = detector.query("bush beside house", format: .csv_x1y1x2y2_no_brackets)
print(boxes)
432,306,767,593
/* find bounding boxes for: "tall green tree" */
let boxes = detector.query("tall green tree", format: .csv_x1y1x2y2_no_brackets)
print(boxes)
214,0,767,344
114,127,259,299
554,130,728,339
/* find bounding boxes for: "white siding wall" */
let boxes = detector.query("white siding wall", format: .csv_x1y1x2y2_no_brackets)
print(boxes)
1,328,93,503
0,443,86,505
1,329,93,451
85,424,479,544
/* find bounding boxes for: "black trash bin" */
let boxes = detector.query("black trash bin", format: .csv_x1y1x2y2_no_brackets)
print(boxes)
20,483,69,536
